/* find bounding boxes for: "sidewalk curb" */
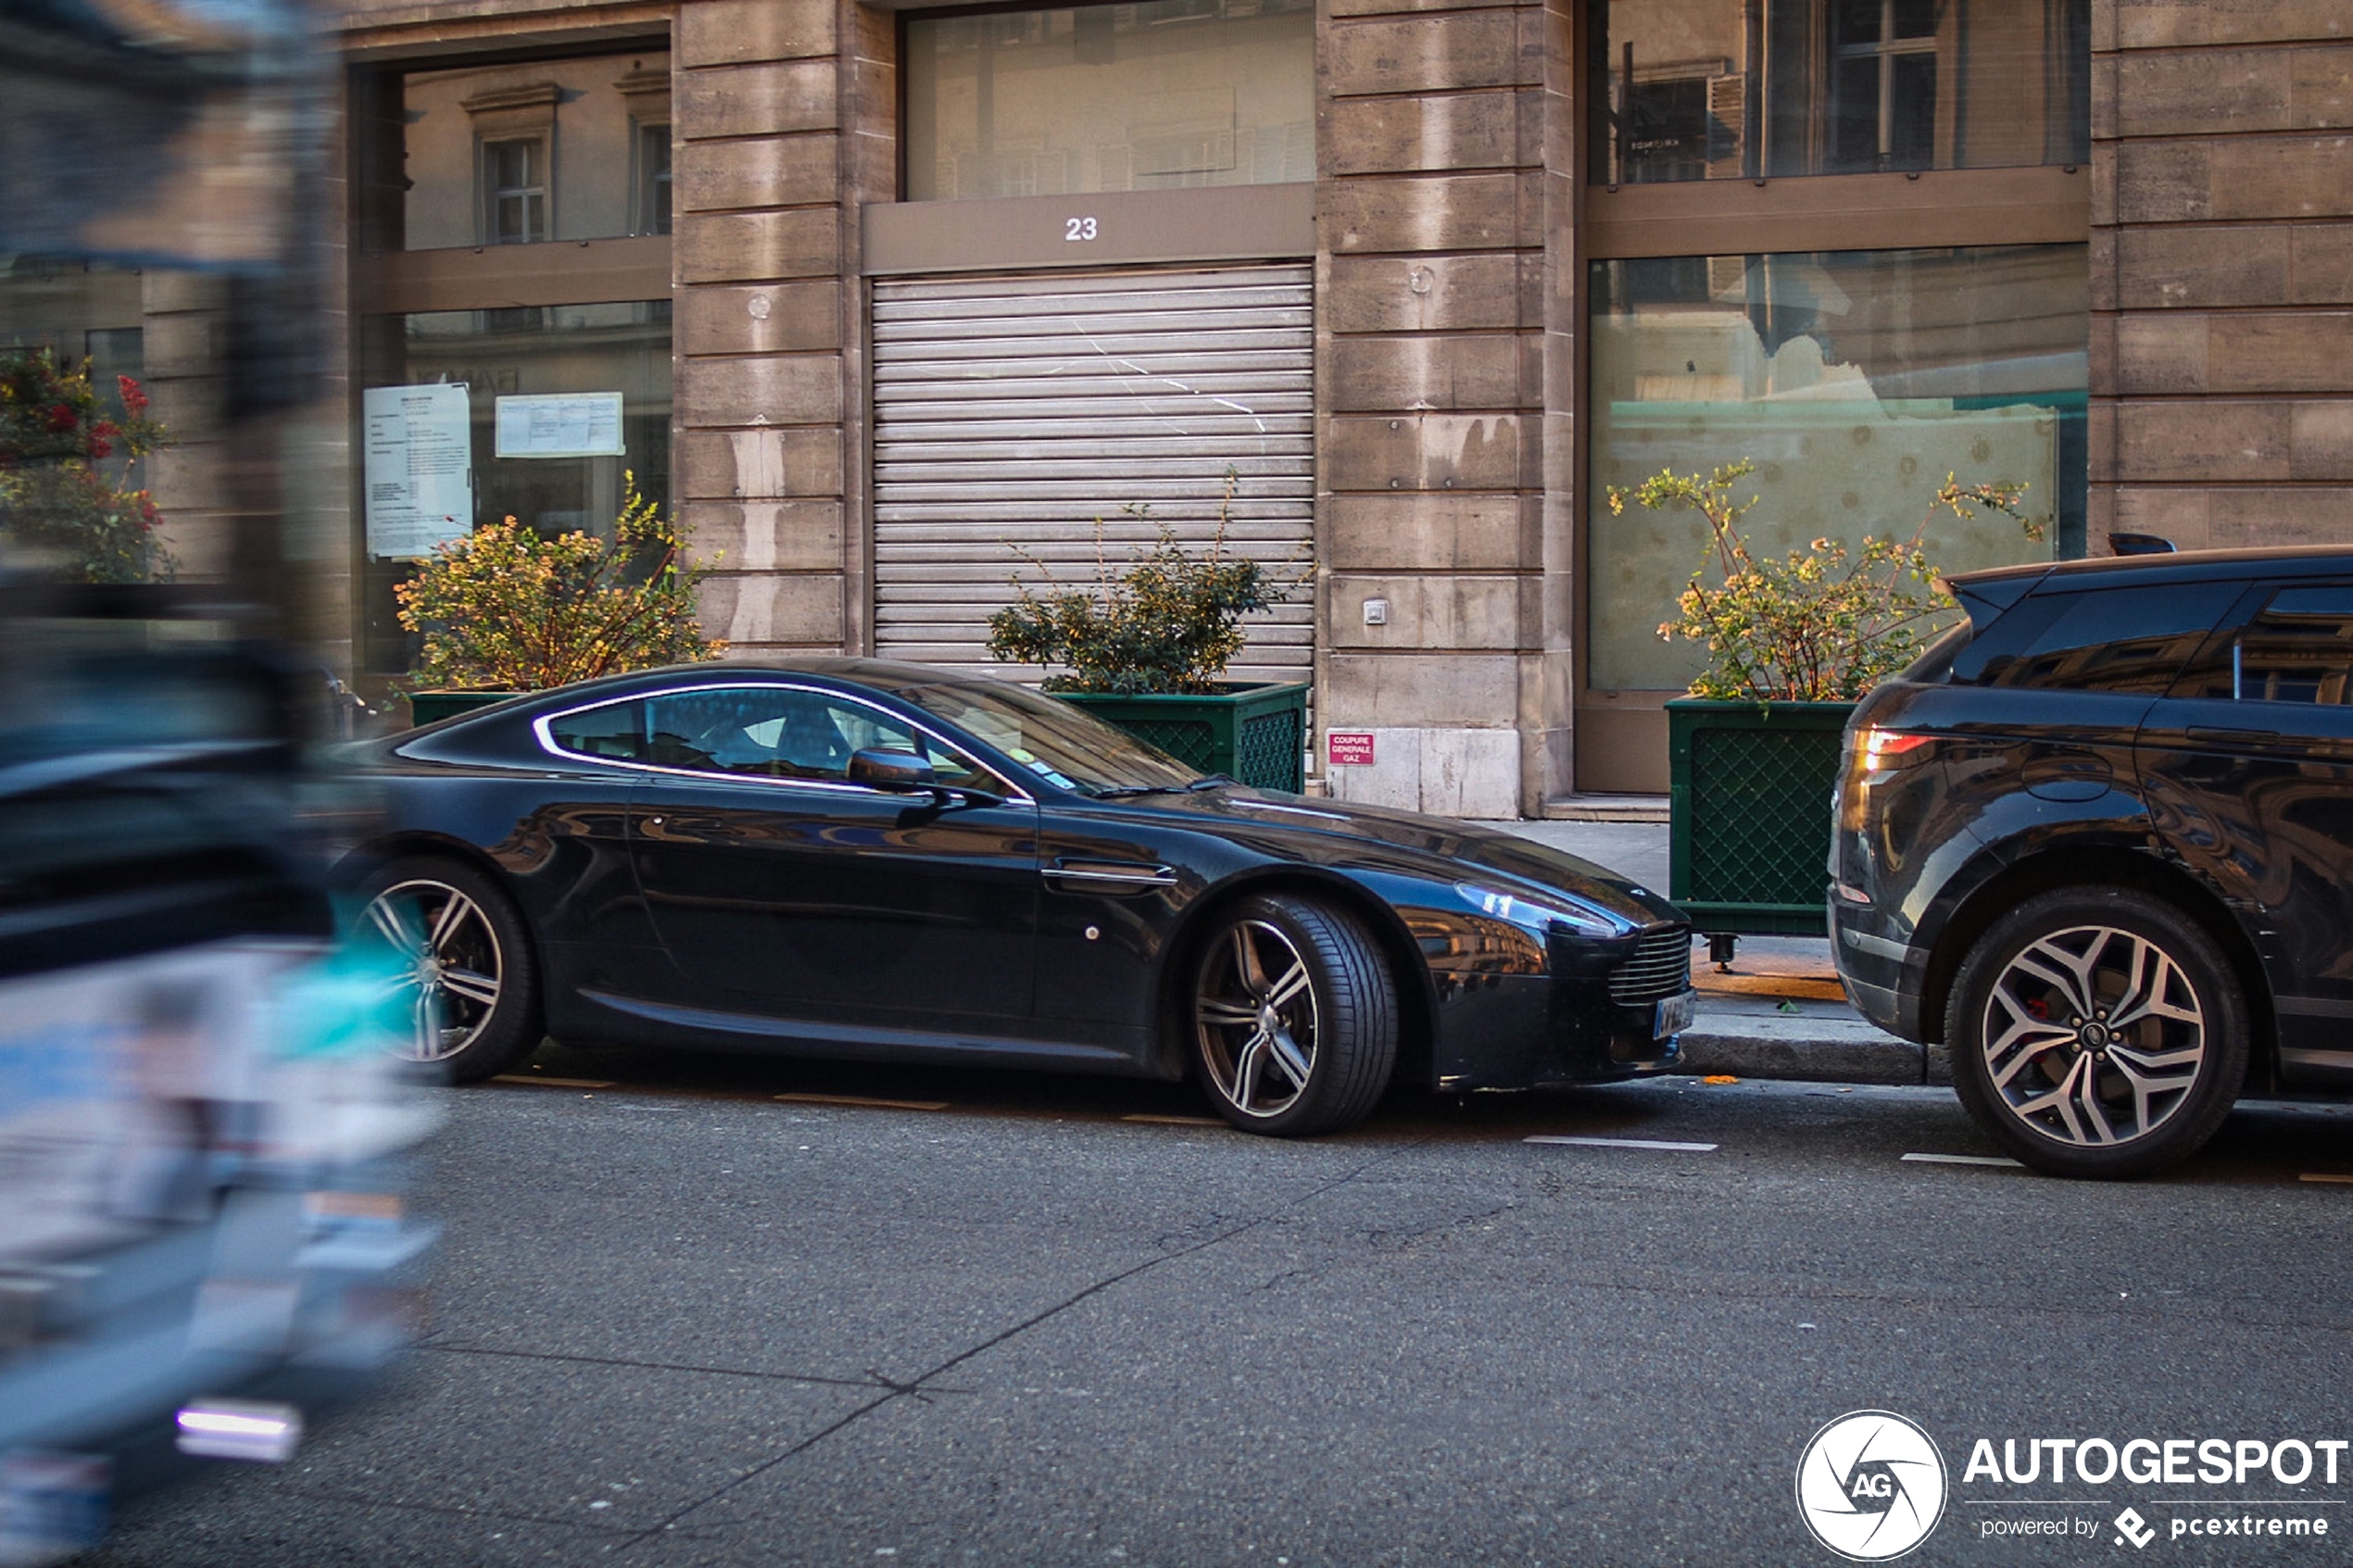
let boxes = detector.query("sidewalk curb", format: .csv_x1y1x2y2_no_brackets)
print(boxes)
1669,1001,1957,1088
1673,1030,1931,1087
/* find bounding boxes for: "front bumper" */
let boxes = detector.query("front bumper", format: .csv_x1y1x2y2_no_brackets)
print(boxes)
1427,972,1690,1090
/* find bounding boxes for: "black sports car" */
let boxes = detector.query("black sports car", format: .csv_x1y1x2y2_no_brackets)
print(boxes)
340,660,1696,1135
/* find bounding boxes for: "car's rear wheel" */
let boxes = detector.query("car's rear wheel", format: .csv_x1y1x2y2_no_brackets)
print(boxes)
354,856,541,1082
1946,888,2247,1179
1190,893,1397,1136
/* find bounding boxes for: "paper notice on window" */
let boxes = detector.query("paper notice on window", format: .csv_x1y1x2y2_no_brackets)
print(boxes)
495,392,626,458
363,383,472,558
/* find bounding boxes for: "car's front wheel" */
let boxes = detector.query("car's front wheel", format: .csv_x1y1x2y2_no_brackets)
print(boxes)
354,856,542,1082
1189,893,1397,1136
1945,888,2247,1178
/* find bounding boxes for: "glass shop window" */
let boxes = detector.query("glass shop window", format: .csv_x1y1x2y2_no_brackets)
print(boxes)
356,301,673,676
1587,244,2083,693
903,0,1314,201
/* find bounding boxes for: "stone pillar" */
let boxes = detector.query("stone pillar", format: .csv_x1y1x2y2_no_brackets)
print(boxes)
2094,0,2353,548
673,0,868,656
1316,0,1569,820
138,273,233,582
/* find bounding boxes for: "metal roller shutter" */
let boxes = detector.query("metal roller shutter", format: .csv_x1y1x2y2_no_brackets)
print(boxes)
871,265,1314,687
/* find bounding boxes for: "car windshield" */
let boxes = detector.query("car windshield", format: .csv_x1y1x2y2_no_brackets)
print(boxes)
894,681,1204,796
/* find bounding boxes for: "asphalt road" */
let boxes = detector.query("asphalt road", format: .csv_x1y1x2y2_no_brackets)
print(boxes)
83,1046,2353,1567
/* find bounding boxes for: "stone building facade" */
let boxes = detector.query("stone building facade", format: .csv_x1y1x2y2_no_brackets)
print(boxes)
85,0,2340,812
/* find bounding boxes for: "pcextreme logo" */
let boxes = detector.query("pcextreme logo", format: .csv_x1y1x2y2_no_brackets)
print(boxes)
1796,1411,1951,1562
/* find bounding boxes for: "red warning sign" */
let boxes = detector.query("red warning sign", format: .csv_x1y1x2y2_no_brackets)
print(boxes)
1327,732,1376,767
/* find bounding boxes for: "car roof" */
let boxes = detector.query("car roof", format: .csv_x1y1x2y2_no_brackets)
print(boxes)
1949,544,2353,594
468,657,991,711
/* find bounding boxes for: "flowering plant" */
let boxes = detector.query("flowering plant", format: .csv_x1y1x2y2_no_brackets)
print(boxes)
0,347,171,582
984,471,1295,695
394,475,723,691
1610,459,2043,704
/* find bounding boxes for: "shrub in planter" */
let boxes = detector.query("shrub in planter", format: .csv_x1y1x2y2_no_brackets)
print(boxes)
984,476,1309,789
1609,460,2044,940
0,347,171,583
395,475,723,713
1615,459,2039,705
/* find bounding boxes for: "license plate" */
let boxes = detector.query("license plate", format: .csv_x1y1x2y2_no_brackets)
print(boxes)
1653,988,1697,1039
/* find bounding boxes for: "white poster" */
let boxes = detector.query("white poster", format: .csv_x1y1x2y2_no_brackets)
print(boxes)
363,383,472,558
495,392,626,458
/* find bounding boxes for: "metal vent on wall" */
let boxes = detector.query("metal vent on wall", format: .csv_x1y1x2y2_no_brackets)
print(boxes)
870,265,1315,687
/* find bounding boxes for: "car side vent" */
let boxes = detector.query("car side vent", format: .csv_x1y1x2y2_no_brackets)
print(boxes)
1608,924,1692,1005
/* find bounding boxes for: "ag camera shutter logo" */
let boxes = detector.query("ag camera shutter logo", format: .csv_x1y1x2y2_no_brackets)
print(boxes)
1796,1411,1948,1561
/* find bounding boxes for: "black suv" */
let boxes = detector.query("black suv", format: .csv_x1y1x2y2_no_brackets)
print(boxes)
1832,546,2353,1177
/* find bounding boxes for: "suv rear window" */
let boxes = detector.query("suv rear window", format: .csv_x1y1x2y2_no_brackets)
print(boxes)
2169,583,2353,704
1949,582,2240,694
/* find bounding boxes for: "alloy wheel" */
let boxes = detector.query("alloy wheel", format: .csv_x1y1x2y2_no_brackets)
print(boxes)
361,877,507,1063
1195,919,1321,1120
1977,923,2207,1148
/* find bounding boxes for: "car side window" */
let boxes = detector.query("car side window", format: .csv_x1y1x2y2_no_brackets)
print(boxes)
642,688,991,787
1950,583,2240,694
546,698,646,761
2232,585,2353,705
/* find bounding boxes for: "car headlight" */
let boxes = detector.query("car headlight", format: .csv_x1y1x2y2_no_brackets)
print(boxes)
1453,882,1624,939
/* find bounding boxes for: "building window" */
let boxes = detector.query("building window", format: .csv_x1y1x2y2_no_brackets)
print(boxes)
480,136,548,245
902,0,1313,201
1585,245,2082,695
381,53,671,251
1828,0,1938,172
1590,0,2088,185
632,120,672,236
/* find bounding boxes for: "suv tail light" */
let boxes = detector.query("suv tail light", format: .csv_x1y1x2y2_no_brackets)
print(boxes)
1841,727,1938,832
1856,728,1936,767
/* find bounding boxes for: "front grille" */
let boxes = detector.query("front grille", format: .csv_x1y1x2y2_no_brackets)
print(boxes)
1608,923,1692,1005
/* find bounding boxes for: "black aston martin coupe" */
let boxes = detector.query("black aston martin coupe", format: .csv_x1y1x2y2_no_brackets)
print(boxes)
341,660,1696,1135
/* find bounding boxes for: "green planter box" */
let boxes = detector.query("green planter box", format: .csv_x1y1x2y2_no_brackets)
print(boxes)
408,689,524,726
1056,682,1309,793
1666,697,1853,938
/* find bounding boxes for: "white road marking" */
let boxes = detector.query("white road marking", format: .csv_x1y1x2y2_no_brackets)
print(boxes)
492,1074,617,1089
1902,1152,2023,1168
774,1093,950,1111
1121,1114,1227,1127
1525,1135,1718,1152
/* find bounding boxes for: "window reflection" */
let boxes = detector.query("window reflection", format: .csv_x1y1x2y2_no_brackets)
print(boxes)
903,0,1313,201
388,52,670,251
1589,0,2088,184
1588,245,2082,693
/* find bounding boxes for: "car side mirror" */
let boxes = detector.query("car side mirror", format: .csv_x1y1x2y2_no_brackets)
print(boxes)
848,746,937,790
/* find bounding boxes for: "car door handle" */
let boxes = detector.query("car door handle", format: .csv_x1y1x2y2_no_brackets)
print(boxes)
1042,859,1178,892
2185,726,2269,745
